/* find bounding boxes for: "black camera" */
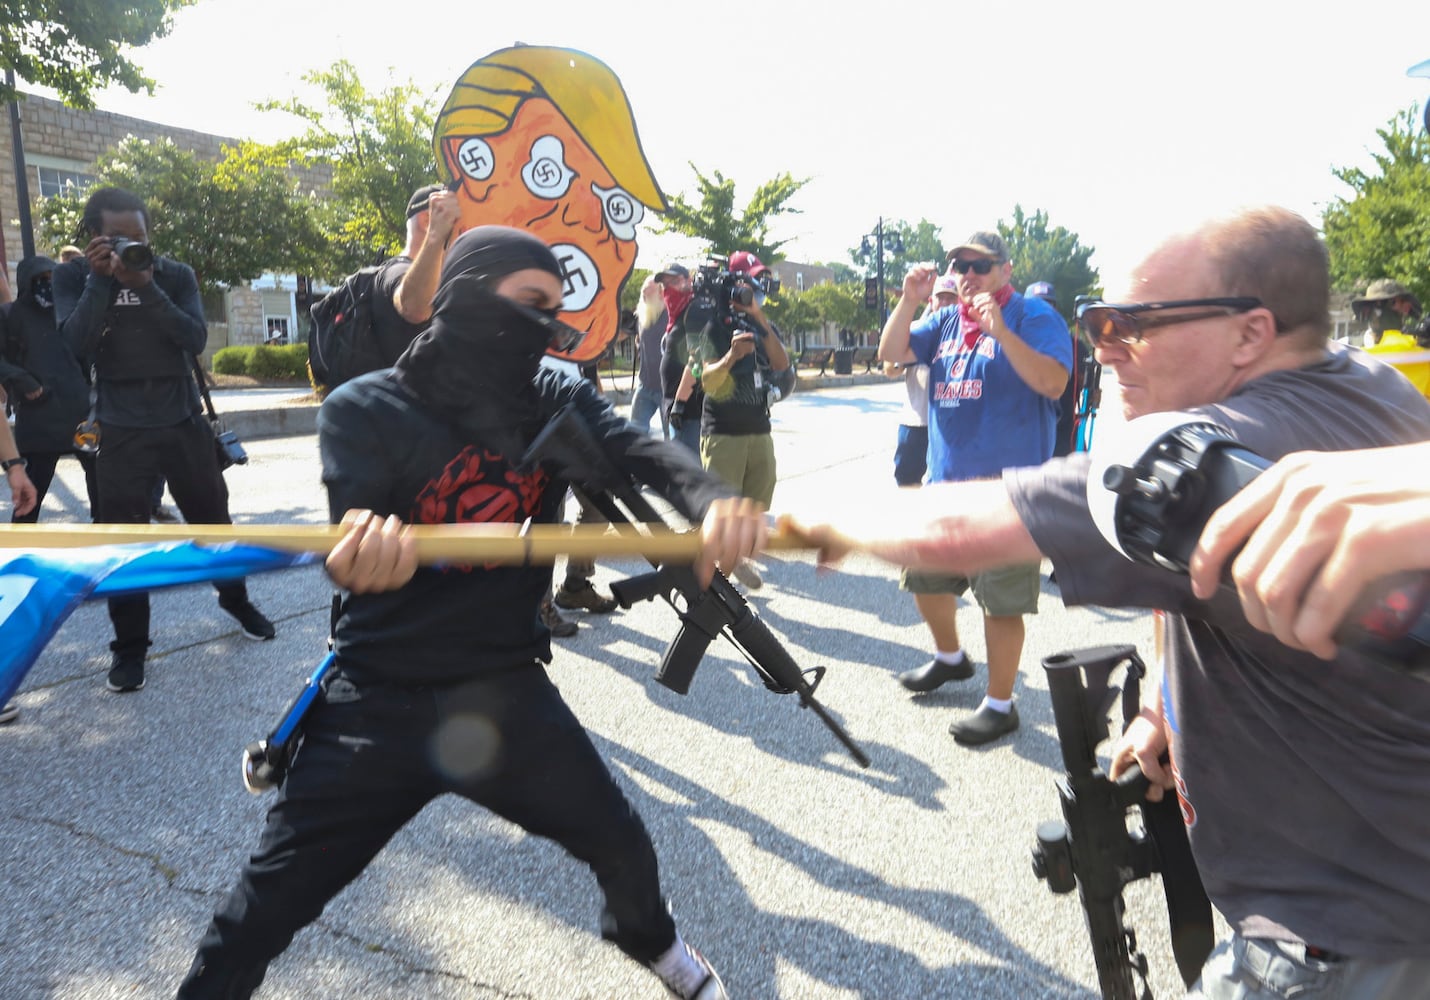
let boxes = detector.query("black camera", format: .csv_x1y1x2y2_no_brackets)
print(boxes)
687,256,780,336
110,237,154,270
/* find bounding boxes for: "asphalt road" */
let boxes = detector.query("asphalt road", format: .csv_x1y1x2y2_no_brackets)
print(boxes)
0,381,1200,1000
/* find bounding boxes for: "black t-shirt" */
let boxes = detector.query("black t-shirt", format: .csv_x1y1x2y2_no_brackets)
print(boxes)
368,257,428,366
318,366,733,686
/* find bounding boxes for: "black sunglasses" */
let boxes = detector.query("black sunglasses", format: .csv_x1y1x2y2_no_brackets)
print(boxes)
1075,297,1266,348
509,301,588,354
950,259,998,276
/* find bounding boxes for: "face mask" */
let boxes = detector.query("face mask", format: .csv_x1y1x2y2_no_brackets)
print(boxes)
1368,303,1403,334
31,277,53,308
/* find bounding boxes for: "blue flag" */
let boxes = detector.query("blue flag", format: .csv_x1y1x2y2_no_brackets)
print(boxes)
0,542,318,706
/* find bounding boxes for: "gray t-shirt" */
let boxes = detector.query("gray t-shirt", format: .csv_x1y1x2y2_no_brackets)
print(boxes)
1006,345,1430,959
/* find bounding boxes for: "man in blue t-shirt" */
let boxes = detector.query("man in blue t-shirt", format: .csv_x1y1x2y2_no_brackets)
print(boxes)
877,230,1071,745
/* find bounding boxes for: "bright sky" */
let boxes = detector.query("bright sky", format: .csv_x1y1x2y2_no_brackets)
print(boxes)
38,0,1430,292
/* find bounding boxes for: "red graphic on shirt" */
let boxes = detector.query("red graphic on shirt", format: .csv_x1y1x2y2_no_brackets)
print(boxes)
410,446,550,571
1170,752,1196,828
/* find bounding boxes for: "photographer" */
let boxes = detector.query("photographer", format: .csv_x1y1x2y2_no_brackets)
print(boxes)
682,251,791,589
53,187,276,695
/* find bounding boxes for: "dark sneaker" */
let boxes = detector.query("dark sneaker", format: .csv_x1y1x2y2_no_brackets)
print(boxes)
949,703,1020,746
652,937,729,1000
540,598,578,638
150,504,181,524
897,656,975,692
220,599,276,641
0,701,18,724
731,561,763,590
554,582,619,614
106,654,145,693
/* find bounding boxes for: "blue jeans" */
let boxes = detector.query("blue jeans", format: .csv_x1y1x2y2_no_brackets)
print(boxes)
629,385,663,435
1191,934,1430,1000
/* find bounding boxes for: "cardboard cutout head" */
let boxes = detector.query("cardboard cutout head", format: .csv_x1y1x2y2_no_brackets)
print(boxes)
434,45,667,363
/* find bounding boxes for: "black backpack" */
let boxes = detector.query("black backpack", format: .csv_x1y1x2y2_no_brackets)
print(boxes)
307,264,387,395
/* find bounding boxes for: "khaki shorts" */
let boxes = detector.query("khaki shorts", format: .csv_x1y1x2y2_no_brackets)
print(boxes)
701,432,776,507
900,561,1041,617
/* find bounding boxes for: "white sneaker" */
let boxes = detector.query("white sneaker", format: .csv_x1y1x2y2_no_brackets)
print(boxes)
651,935,729,1000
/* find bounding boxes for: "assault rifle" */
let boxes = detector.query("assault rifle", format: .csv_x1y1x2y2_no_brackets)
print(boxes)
520,405,871,768
1031,644,1213,999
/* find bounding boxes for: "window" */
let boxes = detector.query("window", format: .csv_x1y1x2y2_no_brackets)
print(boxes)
796,272,805,292
35,166,97,199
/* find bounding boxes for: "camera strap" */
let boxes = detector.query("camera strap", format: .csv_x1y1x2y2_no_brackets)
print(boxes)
189,354,222,425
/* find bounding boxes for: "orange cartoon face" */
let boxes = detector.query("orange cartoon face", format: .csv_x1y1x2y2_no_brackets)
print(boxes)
438,99,644,363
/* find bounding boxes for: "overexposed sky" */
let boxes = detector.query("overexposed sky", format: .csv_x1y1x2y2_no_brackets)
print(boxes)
31,0,1430,289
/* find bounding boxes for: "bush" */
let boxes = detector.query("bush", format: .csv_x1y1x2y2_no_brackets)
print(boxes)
210,343,309,380
212,346,252,375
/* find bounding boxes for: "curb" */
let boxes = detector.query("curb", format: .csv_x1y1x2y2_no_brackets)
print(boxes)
221,370,892,441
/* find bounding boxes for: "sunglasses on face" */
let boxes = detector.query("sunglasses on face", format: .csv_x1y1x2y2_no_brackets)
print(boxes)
1075,297,1266,348
950,258,997,276
509,300,588,354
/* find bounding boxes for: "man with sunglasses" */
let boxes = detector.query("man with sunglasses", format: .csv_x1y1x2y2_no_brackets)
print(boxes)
787,206,1430,997
878,230,1071,745
178,226,756,1000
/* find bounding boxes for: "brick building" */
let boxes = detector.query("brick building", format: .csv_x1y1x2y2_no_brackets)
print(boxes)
1,92,326,362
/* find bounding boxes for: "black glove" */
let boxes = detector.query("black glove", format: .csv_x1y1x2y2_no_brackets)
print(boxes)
668,398,687,431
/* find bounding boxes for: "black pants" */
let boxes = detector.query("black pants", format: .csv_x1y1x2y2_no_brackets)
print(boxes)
95,418,247,656
177,665,676,998
10,448,99,523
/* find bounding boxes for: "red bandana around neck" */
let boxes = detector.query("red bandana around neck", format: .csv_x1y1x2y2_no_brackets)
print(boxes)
957,283,1016,349
661,284,694,331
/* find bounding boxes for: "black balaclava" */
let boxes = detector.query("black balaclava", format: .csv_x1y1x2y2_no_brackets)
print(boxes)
16,255,56,310
393,226,564,451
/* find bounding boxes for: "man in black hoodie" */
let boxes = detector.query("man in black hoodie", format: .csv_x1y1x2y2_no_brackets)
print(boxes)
176,226,760,1000
0,254,99,522
53,187,276,695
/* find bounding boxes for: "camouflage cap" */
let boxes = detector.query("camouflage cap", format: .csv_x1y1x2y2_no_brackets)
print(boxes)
1352,278,1418,307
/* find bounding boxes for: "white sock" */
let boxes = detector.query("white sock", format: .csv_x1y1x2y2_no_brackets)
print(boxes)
980,695,1013,714
651,935,708,993
934,650,966,666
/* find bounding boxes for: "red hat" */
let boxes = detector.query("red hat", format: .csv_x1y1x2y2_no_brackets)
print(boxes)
728,250,768,277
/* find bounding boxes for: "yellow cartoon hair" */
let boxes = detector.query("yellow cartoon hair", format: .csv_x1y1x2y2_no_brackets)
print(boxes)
434,45,666,212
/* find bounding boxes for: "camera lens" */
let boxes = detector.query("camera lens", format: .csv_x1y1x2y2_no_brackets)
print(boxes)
112,238,154,270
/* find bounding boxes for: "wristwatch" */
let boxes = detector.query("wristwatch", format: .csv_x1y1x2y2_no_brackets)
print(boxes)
2,457,27,473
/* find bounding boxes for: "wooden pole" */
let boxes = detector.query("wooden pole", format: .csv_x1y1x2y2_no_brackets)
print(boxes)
0,522,811,566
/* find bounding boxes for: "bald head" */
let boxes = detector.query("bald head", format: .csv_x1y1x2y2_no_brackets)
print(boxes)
1195,206,1331,343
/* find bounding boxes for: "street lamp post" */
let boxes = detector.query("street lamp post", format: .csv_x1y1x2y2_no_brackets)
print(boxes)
860,217,904,327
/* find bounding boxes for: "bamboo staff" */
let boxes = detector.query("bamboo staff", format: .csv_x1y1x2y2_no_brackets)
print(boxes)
0,521,811,566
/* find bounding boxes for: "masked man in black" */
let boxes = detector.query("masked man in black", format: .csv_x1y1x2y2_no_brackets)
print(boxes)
0,253,99,522
176,226,761,1000
54,187,275,695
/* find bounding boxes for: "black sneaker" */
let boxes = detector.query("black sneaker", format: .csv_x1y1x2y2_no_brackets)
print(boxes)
897,656,975,692
150,504,181,524
554,582,619,614
220,599,276,641
106,654,145,693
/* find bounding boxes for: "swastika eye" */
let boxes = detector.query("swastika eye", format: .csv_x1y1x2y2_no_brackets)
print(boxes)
456,138,495,181
522,136,574,199
591,183,643,241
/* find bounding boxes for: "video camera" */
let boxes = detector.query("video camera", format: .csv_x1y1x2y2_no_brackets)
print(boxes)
109,237,154,270
688,255,780,336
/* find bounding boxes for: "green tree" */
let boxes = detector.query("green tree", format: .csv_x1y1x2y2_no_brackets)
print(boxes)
35,135,328,291
0,0,193,107
997,205,1099,323
657,166,808,263
259,60,440,274
1323,105,1430,306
